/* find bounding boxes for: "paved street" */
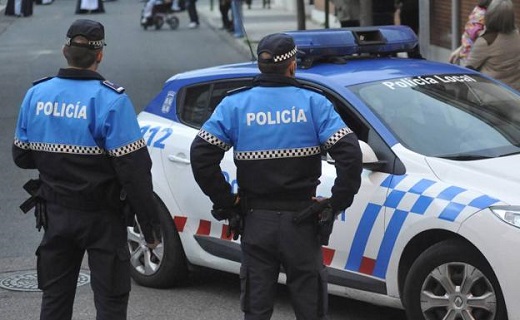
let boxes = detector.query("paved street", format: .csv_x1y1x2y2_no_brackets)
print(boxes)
0,0,406,318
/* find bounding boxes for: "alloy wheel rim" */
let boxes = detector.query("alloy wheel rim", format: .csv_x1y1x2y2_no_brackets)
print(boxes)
127,225,164,275
420,262,497,320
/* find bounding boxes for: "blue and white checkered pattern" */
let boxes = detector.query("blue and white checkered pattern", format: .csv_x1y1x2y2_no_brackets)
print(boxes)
379,174,500,221
345,174,502,279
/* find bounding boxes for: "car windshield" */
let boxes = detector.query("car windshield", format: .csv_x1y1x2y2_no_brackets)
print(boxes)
350,74,520,159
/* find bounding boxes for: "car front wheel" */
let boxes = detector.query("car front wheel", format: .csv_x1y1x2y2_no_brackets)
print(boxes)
403,239,507,320
127,195,188,288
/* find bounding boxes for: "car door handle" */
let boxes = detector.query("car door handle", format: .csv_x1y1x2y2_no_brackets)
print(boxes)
168,154,190,164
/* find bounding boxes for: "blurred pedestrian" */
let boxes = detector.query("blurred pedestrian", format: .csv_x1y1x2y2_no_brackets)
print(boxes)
231,0,244,37
219,0,233,31
76,0,105,14
332,0,360,27
372,0,394,26
186,0,200,28
465,0,520,91
449,0,491,65
394,0,419,35
5,0,33,17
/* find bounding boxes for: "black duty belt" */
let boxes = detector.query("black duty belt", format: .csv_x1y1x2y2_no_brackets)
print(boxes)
42,190,118,211
247,198,314,212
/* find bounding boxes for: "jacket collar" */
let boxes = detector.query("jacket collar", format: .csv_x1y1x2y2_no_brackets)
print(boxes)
252,73,301,87
57,68,105,80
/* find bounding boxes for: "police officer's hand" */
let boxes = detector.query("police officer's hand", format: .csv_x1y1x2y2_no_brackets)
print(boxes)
226,211,243,240
211,194,240,221
146,239,161,250
146,223,162,249
312,197,338,246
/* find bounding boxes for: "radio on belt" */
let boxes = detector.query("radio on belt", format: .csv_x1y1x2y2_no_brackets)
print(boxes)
284,26,419,68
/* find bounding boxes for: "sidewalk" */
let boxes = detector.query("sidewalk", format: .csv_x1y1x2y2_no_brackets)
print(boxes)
0,0,330,57
197,0,327,57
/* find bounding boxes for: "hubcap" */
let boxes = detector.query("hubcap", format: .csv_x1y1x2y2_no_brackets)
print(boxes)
420,262,497,320
127,224,164,275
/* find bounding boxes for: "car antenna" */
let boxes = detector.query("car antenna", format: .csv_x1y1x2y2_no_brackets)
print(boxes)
238,13,256,62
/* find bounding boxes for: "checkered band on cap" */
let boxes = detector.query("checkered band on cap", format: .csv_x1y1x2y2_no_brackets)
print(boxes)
198,130,231,151
26,141,105,155
65,37,105,50
107,139,146,157
273,47,298,63
234,146,321,160
323,127,353,150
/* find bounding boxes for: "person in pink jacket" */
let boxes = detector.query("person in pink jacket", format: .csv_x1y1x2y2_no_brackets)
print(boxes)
449,0,491,65
465,0,520,91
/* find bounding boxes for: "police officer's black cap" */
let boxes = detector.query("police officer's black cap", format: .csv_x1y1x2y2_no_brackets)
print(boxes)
257,33,298,64
65,19,106,50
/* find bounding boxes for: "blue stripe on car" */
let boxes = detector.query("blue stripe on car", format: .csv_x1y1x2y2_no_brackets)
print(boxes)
346,174,501,279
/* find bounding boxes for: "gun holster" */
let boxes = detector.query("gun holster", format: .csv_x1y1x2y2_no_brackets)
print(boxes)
293,199,335,245
20,179,47,232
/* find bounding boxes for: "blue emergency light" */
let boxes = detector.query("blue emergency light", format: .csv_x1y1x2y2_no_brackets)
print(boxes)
284,25,419,68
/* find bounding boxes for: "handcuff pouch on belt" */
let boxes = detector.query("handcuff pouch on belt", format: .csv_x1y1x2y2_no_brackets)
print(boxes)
19,179,47,232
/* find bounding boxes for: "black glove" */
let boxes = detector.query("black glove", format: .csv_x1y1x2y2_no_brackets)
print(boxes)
318,204,337,246
210,194,240,221
211,195,243,240
226,212,243,240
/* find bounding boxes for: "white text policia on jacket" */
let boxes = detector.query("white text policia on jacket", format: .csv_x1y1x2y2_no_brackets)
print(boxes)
246,107,307,126
36,101,88,120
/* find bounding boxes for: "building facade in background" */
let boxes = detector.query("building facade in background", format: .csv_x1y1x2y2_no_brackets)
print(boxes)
278,0,520,62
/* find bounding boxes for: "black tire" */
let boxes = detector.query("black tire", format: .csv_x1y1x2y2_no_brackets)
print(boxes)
127,195,188,288
403,239,507,320
167,16,179,30
154,16,164,30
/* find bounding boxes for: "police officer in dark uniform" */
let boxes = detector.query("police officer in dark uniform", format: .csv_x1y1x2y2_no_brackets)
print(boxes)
190,33,363,320
12,19,161,320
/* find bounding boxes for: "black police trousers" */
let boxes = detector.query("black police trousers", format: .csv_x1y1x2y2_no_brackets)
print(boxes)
240,208,328,320
36,202,130,320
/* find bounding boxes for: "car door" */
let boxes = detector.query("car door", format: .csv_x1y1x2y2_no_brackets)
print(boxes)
313,90,404,295
162,79,252,221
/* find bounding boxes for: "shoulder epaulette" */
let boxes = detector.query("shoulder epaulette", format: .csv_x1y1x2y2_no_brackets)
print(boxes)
226,86,252,96
102,80,125,94
32,76,53,86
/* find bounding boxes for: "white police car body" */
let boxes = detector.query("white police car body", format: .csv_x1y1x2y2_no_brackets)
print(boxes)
129,26,520,320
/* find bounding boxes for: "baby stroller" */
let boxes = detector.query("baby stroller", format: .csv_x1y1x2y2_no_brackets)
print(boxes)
140,0,180,30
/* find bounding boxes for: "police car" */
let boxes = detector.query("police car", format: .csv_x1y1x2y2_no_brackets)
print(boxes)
128,26,520,320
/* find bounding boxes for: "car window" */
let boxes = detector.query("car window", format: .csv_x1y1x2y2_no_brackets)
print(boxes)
326,94,369,143
178,79,252,128
350,74,520,159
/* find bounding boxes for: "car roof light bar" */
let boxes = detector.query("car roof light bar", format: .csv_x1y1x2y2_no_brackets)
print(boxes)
284,25,419,68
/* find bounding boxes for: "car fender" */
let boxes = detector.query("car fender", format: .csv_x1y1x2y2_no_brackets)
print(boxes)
458,209,520,320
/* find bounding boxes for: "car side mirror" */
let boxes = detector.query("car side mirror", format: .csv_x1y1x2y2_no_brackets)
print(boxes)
358,140,386,171
326,140,386,171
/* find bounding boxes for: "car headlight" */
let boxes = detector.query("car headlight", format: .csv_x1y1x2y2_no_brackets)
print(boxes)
490,206,520,228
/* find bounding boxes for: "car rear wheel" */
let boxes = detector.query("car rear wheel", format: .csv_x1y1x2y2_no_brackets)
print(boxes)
403,239,507,320
127,195,188,288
